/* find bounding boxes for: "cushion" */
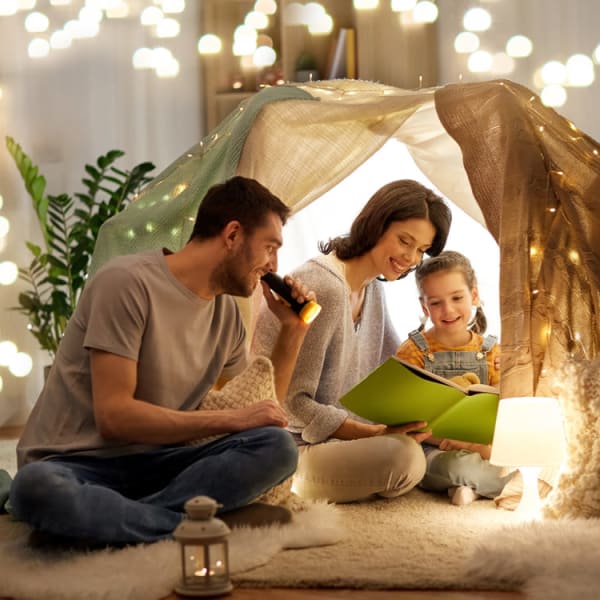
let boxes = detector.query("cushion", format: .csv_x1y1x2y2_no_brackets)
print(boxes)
195,355,302,509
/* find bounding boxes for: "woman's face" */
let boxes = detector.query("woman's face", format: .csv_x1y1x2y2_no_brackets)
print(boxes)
370,218,436,281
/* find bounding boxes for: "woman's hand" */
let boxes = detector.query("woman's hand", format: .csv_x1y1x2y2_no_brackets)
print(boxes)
385,421,432,444
333,418,431,443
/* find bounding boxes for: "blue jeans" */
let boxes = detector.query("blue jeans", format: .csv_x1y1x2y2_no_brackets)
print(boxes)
9,426,297,545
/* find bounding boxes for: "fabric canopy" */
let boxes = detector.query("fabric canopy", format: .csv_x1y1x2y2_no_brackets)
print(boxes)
90,78,600,399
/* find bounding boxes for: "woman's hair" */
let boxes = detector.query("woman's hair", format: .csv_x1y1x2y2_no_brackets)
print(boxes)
415,250,487,334
318,179,451,279
188,176,290,241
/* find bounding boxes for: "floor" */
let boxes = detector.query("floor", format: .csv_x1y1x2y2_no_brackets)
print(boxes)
0,426,523,600
165,590,521,599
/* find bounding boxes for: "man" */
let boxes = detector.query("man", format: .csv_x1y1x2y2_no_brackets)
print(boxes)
10,176,315,545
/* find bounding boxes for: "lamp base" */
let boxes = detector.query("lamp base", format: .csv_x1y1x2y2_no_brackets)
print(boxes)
175,582,233,598
514,466,542,521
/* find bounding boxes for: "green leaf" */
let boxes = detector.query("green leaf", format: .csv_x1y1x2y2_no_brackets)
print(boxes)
8,138,155,357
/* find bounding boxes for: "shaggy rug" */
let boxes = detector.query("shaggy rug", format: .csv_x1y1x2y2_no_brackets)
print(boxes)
3,437,600,599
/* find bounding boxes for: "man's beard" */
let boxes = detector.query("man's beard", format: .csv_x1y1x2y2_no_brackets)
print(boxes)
213,245,256,297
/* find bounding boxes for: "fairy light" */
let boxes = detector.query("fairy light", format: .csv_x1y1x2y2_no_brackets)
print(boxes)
454,31,479,54
568,250,580,265
413,1,438,24
197,34,222,55
353,0,379,9
505,35,532,58
8,352,33,377
463,7,491,32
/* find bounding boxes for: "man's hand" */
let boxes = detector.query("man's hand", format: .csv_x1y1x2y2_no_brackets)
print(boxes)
232,400,289,430
261,275,317,326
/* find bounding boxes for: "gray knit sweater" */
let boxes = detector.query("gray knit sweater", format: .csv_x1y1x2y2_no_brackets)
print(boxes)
251,254,400,444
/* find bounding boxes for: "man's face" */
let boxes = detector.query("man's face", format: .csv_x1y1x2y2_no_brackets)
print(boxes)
219,212,283,297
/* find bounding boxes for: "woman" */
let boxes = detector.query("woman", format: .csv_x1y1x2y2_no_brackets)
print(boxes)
252,179,452,503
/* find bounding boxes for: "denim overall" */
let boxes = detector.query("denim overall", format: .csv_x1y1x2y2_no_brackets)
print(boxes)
407,330,497,383
409,331,511,498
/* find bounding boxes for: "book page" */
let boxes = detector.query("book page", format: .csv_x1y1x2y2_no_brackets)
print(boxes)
428,392,499,444
395,357,498,395
339,357,499,442
393,357,465,391
340,358,465,425
466,383,499,394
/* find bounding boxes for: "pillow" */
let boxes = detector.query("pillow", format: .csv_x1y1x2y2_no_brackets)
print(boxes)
201,355,276,413
194,355,302,509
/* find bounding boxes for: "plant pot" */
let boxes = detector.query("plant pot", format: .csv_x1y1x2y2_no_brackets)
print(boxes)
295,69,319,83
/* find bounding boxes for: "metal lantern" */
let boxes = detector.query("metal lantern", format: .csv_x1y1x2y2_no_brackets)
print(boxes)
174,496,233,597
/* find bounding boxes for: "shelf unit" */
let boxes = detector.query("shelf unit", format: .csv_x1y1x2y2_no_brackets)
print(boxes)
199,1,437,133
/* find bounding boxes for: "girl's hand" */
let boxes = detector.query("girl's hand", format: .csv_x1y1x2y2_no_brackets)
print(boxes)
438,438,491,460
494,355,501,371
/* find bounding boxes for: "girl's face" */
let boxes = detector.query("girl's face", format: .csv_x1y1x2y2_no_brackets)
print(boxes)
420,270,479,334
371,218,436,281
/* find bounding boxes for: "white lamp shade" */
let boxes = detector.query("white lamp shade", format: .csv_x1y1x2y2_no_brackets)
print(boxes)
490,396,566,467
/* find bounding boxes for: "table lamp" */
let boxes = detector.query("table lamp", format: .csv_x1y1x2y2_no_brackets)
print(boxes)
490,396,566,519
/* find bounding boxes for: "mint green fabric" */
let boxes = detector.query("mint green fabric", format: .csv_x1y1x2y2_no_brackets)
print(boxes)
89,85,315,276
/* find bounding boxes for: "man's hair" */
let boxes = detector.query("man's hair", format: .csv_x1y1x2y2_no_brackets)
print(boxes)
188,176,290,241
318,179,451,267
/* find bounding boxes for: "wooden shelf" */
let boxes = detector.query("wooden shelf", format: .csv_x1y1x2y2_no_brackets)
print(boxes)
199,0,438,132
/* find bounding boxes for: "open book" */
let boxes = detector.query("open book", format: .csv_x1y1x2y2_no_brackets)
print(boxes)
339,357,499,444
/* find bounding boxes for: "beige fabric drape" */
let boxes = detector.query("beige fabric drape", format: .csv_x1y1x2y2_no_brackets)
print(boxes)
237,80,483,225
92,78,599,399
239,78,600,398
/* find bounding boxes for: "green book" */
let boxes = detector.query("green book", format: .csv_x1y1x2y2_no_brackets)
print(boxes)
339,357,499,444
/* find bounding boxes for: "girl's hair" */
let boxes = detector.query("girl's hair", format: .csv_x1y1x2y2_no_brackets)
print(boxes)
318,179,451,279
415,250,488,334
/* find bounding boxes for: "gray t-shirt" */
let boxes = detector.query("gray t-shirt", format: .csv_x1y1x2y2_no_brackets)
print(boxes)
252,254,399,444
17,249,248,467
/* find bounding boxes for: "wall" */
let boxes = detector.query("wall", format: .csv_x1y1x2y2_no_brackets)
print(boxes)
436,0,600,141
1,0,599,425
0,4,202,424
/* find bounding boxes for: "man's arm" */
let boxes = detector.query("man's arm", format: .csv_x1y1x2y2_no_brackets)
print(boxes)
258,277,313,403
90,350,289,445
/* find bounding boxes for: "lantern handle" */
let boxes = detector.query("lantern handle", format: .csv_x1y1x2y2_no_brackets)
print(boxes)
184,496,222,520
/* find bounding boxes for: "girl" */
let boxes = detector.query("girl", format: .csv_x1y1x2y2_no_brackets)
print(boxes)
252,179,452,503
396,250,512,505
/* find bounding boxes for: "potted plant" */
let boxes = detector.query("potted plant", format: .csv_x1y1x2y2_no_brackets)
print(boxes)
295,51,319,83
5,136,155,359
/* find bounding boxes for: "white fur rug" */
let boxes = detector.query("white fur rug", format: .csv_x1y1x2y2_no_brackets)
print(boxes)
3,437,600,599
0,502,341,600
466,517,600,599
0,438,341,600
